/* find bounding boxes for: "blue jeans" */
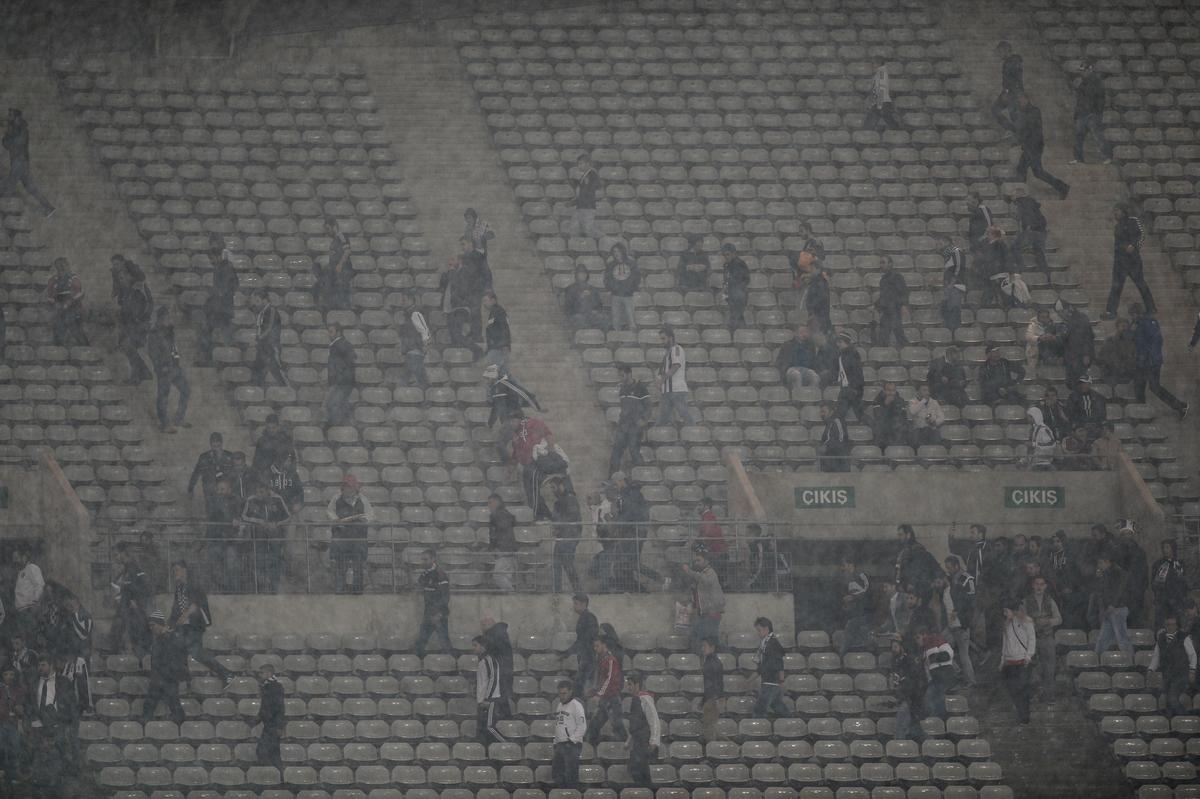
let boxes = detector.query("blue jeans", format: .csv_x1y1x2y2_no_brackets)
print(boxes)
0,159,54,211
1073,113,1111,161
754,683,789,717
553,538,579,593
657,391,695,425
1095,606,1133,657
611,295,636,331
840,615,871,656
404,350,427,388
691,615,720,655
894,702,925,742
325,383,353,426
925,669,952,718
155,368,190,428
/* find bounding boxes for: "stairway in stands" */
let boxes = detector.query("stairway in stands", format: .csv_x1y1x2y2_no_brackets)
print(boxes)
0,59,250,523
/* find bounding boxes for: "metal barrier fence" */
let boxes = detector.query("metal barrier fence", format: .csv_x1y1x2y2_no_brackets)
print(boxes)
743,451,1116,472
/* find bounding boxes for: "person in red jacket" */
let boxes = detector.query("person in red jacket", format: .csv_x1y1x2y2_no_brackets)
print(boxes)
510,413,551,508
584,636,626,746
696,498,729,582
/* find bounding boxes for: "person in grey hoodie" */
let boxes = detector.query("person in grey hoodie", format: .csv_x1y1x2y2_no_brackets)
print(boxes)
681,548,725,655
604,243,640,331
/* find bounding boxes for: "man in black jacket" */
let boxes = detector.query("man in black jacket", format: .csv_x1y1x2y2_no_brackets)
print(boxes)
1067,377,1107,441
625,671,660,788
255,663,285,775
875,256,908,346
488,494,517,592
720,243,750,330
1071,60,1111,164
991,41,1023,133
966,192,994,255
114,256,153,384
562,593,599,696
1061,303,1096,387
324,323,356,427
564,268,607,330
1009,187,1049,273
550,479,583,593
804,265,832,336
752,617,788,717
819,402,851,473
415,550,452,658
252,415,295,478
0,108,55,215
250,290,288,387
1104,203,1155,319
700,636,724,744
1014,94,1070,199
776,324,822,391
198,236,239,366
189,432,235,520
148,306,190,433
1150,616,1197,717
141,612,188,725
1092,552,1133,657
109,542,153,657
926,347,968,407
481,615,515,713
889,634,927,742
440,255,479,350
569,153,602,239
27,655,77,789
979,346,1025,405
241,483,290,594
833,332,865,420
168,561,233,684
482,289,511,369
609,366,650,475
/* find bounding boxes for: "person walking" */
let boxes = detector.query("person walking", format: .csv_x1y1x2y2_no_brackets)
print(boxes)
991,42,1024,134
396,291,431,388
480,616,515,713
197,236,239,365
328,474,372,594
699,636,724,743
917,628,956,718
167,561,233,684
939,237,967,331
1023,576,1061,699
967,193,994,255
625,671,661,789
609,365,650,474
561,593,598,696
1014,95,1070,199
818,402,851,472
0,108,55,216
549,478,582,592
1131,305,1188,419
249,290,287,387
888,634,927,742
585,636,626,745
552,680,586,789
752,617,788,717
681,549,725,654
45,257,87,346
1104,204,1155,318
1150,541,1188,628
1070,60,1112,164
604,243,640,332
1149,615,1197,717
439,256,477,350
473,635,506,746
141,612,188,725
324,323,356,427
1009,187,1049,273
719,243,750,330
864,58,903,130
569,153,602,239
942,555,977,688
487,494,518,592
240,482,290,593
481,289,511,369
463,208,495,264
316,217,353,311
999,606,1036,724
875,256,908,346
833,332,865,420
1092,551,1133,658
254,663,285,777
656,326,695,425
415,550,452,658
839,558,872,656
147,306,190,433
108,542,152,657
113,257,153,384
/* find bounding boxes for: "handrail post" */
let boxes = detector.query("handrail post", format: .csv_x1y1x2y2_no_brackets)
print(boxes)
305,524,311,595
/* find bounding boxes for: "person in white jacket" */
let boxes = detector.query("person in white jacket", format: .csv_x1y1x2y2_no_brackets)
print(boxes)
907,383,946,447
552,680,586,788
13,548,45,636
1000,605,1037,724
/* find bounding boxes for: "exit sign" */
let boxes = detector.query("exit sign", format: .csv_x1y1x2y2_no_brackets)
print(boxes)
795,487,855,509
1004,487,1065,509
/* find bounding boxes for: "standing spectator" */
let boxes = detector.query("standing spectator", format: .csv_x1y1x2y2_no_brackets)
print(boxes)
108,542,151,657
907,383,945,448
189,433,235,519
979,346,1025,404
473,636,505,745
677,234,708,291
839,557,872,656
0,665,23,786
13,548,45,638
564,268,608,330
480,616,515,713
167,561,233,683
532,432,572,519
316,217,353,311
1026,407,1057,470
991,41,1023,133
1014,94,1070,198
604,243,640,332
459,238,492,344
266,453,303,512
888,635,927,742
803,263,833,336
396,291,431,388
776,324,822,391
485,367,543,461
719,243,750,330
1098,318,1137,383
1104,204,1154,318
833,332,865,420
1061,303,1095,387
415,550,452,658
1024,577,1062,699
700,636,724,744
926,347,968,407
977,226,1011,308
141,611,187,725
463,208,495,263
113,257,153,384
1066,377,1107,441
1149,616,1197,717
656,327,695,425
609,366,650,474
752,617,788,717
550,479,582,592
1131,305,1188,418
482,290,511,369
1150,541,1188,628
255,663,285,776
27,655,76,788
439,256,476,350
249,290,287,388
552,680,586,789
585,636,625,745
251,415,294,478
864,58,902,130
869,381,909,450
45,257,87,346
197,236,239,366
1070,60,1111,164
58,593,93,718
1092,551,1133,657
943,555,977,688
696,500,729,580
1043,530,1087,628
487,494,517,592
625,671,661,789
0,108,55,215
569,153,602,239
939,236,968,331
324,323,356,427
966,192,994,254
241,482,289,593
916,628,956,718
681,549,725,654
818,402,851,472
510,413,551,510
999,606,1036,724
328,475,372,595
1117,521,1150,627
1009,187,1049,273
561,593,598,696
147,306,190,433
875,256,908,346
895,525,942,599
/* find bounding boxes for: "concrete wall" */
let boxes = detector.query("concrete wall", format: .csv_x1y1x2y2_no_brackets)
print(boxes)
149,592,796,643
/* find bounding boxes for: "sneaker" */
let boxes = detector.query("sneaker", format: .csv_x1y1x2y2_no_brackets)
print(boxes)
1100,311,1117,320
1102,158,1112,165
1068,159,1082,165
1181,403,1189,421
223,675,235,689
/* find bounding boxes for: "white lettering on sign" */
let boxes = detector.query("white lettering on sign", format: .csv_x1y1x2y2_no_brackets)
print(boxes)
799,489,850,505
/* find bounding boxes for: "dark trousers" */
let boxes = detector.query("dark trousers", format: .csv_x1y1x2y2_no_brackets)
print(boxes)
447,308,472,348
864,102,903,130
991,91,1019,133
1016,148,1069,196
553,538,579,593
179,626,231,682
574,651,596,697
1105,257,1156,315
941,288,964,331
876,307,906,346
1163,671,1190,717
331,539,367,594
252,342,288,387
609,424,642,475
415,612,451,658
1001,663,1031,723
52,308,88,347
110,602,151,657
142,677,185,724
1013,229,1048,272
324,383,353,426
629,738,653,787
552,741,582,788
835,386,864,420
727,287,747,330
198,311,232,362
477,700,506,746
256,726,283,773
754,683,789,717
403,350,428,388
251,537,281,593
155,368,190,428
122,329,151,381
586,694,626,744
0,160,54,211
1073,113,1111,161
1135,364,1186,414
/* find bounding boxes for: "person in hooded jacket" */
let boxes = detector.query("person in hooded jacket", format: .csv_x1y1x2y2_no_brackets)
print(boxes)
604,243,640,332
895,525,942,599
482,289,511,369
719,243,750,330
1131,304,1187,419
481,615,515,713
1150,540,1188,628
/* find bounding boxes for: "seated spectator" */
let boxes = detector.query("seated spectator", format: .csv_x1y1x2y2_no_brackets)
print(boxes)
1097,318,1137,383
563,269,608,330
926,346,968,406
1026,407,1057,470
1035,387,1071,441
1066,377,1107,441
775,324,822,390
1060,427,1097,469
907,383,945,447
869,381,909,450
1024,308,1063,366
979,346,1025,404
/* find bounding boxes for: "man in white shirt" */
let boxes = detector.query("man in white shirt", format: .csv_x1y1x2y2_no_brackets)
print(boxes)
1000,606,1037,724
656,326,695,425
13,548,45,636
552,679,586,788
907,383,946,448
864,59,903,130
